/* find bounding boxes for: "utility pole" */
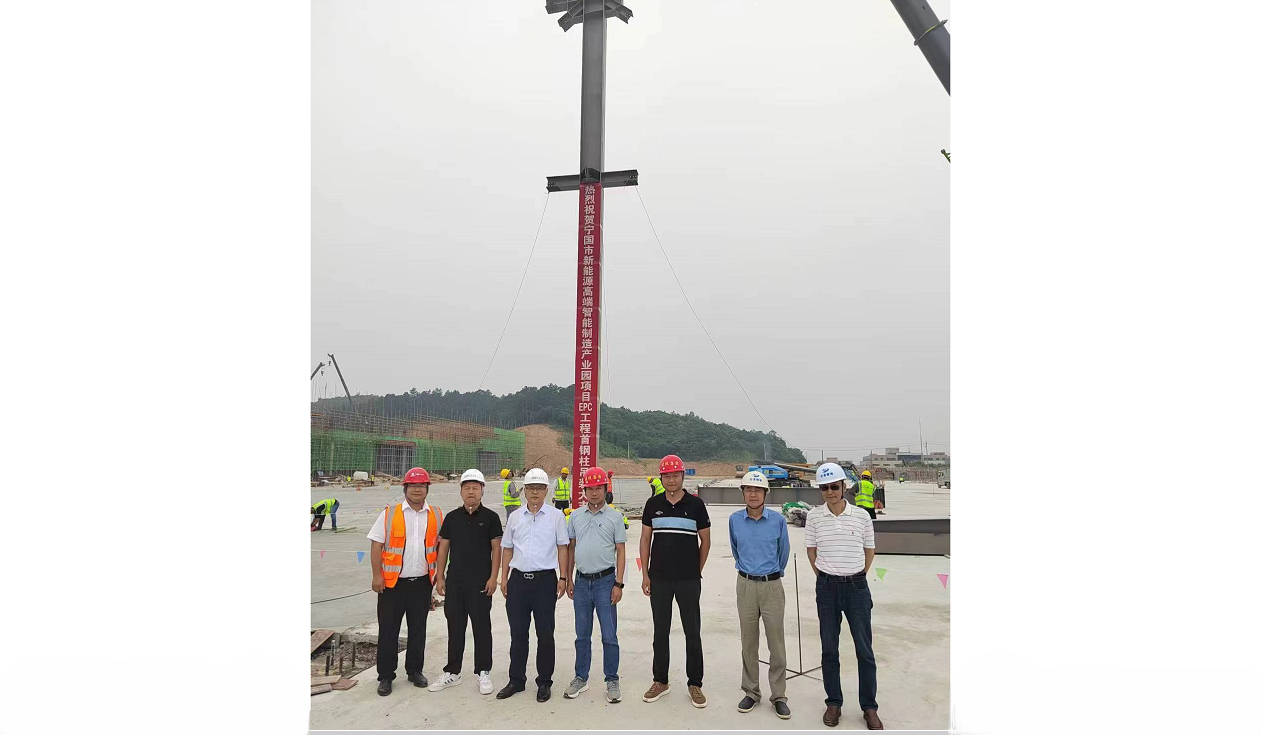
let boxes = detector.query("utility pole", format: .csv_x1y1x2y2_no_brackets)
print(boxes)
889,0,950,94
543,0,638,505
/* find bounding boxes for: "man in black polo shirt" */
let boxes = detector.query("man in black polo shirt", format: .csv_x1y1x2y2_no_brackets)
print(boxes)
429,468,502,696
639,454,711,709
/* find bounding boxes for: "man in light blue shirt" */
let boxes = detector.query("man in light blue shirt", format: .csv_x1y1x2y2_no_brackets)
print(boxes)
728,470,792,720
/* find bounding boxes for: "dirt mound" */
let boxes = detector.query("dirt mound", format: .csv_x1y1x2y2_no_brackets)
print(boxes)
516,424,748,479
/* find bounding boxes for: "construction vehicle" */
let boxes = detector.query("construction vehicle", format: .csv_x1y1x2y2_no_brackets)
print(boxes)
937,469,950,488
744,464,812,488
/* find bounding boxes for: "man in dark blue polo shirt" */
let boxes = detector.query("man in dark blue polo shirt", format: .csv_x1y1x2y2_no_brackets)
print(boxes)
639,454,711,709
729,470,792,720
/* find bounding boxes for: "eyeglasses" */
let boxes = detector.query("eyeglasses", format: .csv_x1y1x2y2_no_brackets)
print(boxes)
821,482,844,491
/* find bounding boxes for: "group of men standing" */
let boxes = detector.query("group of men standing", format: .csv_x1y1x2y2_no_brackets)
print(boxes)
357,456,883,729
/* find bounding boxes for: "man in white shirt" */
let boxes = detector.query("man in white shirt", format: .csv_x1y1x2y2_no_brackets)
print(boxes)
367,467,445,697
805,463,882,730
497,467,570,703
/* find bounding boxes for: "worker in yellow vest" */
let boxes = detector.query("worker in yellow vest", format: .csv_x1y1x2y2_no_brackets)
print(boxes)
502,468,521,521
855,470,878,520
311,497,339,531
553,467,572,511
647,476,666,498
368,466,445,696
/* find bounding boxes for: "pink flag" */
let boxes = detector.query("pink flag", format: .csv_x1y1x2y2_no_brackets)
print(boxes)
937,573,948,589
636,558,642,571
319,550,325,559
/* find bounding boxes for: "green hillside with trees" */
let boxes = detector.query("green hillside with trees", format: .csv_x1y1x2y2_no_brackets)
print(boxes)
311,384,804,463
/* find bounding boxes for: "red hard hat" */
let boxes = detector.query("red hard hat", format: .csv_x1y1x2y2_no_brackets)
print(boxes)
403,467,431,485
582,466,609,489
659,455,685,474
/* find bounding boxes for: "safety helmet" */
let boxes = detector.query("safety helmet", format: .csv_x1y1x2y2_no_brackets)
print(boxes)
582,466,609,489
459,468,486,485
523,467,550,486
403,467,431,485
500,469,511,478
861,469,872,478
659,455,685,474
816,462,848,487
740,470,770,490
560,467,570,475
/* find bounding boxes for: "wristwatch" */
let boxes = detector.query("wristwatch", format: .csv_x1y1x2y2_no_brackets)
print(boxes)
559,577,567,582
614,581,625,589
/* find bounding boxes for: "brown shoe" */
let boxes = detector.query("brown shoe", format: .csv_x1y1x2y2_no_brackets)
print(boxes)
863,709,884,730
687,685,707,708
642,681,670,702
823,704,841,727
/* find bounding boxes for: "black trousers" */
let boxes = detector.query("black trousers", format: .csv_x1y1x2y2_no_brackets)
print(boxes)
649,576,704,687
375,576,432,681
553,499,569,511
444,582,493,675
861,506,876,520
506,569,558,688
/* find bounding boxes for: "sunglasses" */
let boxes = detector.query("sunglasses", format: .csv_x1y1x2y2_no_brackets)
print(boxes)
820,482,845,491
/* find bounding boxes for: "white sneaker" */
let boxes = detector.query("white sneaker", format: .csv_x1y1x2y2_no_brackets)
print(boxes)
477,671,493,695
427,672,462,692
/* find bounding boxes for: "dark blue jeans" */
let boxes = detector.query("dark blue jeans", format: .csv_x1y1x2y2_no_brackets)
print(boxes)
573,572,619,682
816,573,878,710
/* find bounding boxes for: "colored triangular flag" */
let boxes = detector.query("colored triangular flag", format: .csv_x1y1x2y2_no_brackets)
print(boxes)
357,551,365,563
319,550,325,559
875,568,887,581
937,573,948,589
636,558,642,571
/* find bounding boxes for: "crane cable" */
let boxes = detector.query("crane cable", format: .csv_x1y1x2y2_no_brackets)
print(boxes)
478,193,552,390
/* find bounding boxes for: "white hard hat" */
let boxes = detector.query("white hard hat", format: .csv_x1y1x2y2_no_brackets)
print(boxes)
523,467,550,486
740,470,770,490
460,468,486,485
816,462,848,487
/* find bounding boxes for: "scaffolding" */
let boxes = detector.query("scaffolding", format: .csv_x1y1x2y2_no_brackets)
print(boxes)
310,409,525,479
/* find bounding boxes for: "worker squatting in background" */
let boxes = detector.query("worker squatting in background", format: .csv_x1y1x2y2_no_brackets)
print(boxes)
497,467,570,702
562,466,627,703
552,467,571,511
729,470,792,720
368,467,444,696
428,469,502,696
311,497,339,531
640,454,711,709
807,463,882,730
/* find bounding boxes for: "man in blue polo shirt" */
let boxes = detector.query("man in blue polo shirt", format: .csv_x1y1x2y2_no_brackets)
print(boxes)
729,470,792,720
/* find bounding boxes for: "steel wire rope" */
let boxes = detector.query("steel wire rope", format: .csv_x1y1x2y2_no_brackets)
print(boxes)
477,193,553,390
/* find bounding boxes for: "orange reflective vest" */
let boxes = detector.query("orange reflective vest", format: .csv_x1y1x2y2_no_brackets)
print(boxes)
381,503,444,587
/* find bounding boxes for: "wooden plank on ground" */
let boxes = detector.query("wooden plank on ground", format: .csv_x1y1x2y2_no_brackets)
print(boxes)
311,684,332,695
310,629,335,654
330,678,358,691
311,675,341,686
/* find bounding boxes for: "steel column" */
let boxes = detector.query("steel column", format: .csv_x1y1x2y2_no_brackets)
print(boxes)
889,0,950,94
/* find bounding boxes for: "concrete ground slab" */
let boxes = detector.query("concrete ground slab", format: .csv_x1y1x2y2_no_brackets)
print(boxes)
310,481,949,730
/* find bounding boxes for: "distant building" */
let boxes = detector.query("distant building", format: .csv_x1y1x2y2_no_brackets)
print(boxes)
861,447,950,469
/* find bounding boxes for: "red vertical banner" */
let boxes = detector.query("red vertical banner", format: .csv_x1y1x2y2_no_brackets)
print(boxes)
572,182,602,507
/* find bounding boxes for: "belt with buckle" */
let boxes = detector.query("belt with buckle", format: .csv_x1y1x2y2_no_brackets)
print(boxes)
514,569,556,580
577,567,615,580
738,570,782,582
819,571,866,582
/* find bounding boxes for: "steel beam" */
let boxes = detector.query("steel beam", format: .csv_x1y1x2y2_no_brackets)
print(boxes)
889,0,950,94
546,169,638,192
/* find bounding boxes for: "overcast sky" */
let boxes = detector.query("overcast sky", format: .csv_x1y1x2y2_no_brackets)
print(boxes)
312,0,949,463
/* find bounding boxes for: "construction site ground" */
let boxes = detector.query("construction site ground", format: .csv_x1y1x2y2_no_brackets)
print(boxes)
310,480,950,730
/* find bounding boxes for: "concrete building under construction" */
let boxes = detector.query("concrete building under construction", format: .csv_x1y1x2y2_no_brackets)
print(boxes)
310,409,524,479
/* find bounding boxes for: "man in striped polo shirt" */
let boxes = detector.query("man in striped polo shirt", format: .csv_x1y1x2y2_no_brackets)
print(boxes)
805,463,883,730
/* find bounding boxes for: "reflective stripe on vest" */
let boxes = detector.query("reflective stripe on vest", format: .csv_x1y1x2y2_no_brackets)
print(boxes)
855,480,876,508
380,503,445,587
503,480,520,507
555,478,570,501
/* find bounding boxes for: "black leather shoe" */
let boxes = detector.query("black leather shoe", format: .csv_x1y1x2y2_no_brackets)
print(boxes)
537,685,552,702
496,682,525,700
774,700,792,720
377,679,392,696
737,696,757,712
408,673,428,688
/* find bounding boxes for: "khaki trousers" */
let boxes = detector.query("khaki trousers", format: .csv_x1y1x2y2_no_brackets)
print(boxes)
736,574,788,702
